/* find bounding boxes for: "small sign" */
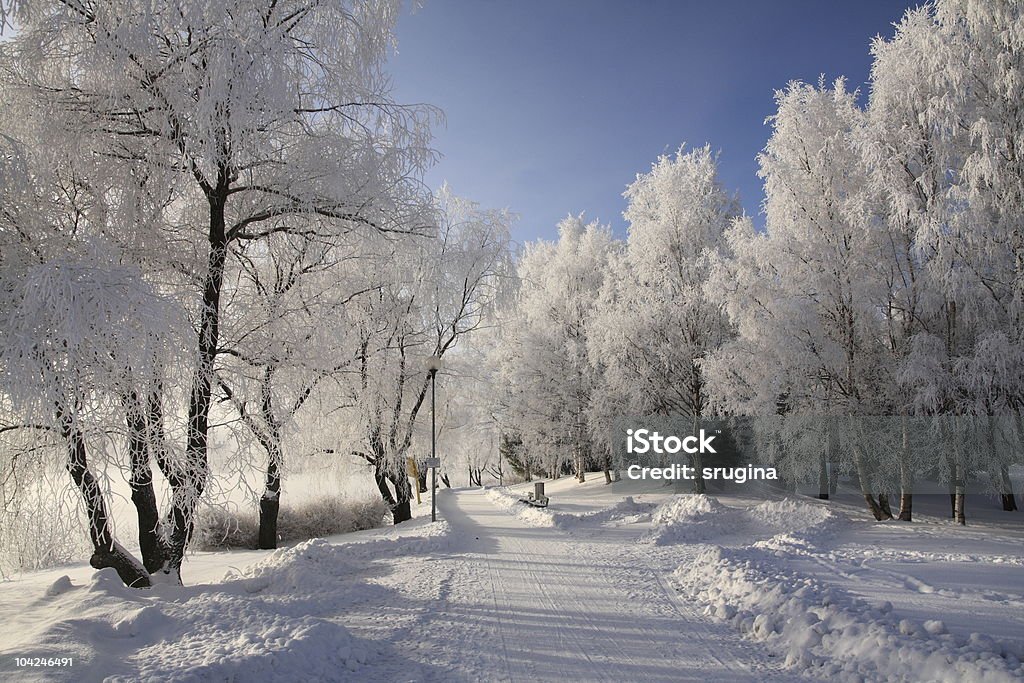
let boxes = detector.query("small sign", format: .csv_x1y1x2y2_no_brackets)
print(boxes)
424,457,441,468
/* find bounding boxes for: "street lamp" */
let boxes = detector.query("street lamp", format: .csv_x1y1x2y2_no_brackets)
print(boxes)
426,354,443,522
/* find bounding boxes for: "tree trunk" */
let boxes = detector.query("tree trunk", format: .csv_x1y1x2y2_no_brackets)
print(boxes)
417,467,428,494
877,493,893,519
604,467,612,485
898,417,913,521
819,420,834,500
898,493,913,522
817,451,829,500
257,443,282,550
999,465,1018,511
59,404,150,588
168,192,228,579
388,467,413,524
124,392,166,572
258,495,280,549
365,456,391,503
954,461,966,526
392,498,412,523
852,444,886,521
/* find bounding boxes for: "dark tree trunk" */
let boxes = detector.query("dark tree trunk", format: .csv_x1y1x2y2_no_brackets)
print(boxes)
392,499,412,524
257,443,282,550
998,466,1018,511
604,468,612,485
877,493,893,519
853,444,886,520
167,191,228,579
124,392,166,573
258,496,280,549
861,493,885,520
417,467,428,494
441,473,451,488
59,405,150,588
374,464,396,506
388,467,413,524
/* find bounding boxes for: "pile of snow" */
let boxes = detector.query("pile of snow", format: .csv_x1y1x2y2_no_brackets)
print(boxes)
485,487,653,529
747,498,845,551
0,521,452,682
643,494,744,545
673,544,1024,683
642,495,843,548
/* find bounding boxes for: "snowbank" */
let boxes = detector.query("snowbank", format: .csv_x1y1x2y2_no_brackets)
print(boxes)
0,521,452,682
642,494,842,547
673,543,1024,683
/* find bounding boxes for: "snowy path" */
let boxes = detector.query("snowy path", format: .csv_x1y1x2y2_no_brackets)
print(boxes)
379,488,804,682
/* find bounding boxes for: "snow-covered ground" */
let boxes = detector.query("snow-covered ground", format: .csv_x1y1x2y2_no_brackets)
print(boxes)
1,475,1022,682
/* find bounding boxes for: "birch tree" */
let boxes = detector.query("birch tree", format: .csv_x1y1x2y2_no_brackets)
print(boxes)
591,145,739,492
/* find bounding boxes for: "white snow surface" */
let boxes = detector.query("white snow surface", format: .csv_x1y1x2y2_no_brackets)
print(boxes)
1,477,1022,682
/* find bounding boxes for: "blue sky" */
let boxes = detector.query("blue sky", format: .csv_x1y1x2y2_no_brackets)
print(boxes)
387,0,920,244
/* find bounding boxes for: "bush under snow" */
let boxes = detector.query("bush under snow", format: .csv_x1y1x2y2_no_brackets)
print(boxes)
195,496,390,550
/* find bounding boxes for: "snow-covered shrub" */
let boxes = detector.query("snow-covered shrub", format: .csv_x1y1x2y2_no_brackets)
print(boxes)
195,496,389,550
0,476,90,576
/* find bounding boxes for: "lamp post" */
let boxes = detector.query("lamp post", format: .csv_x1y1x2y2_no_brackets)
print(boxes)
426,355,443,522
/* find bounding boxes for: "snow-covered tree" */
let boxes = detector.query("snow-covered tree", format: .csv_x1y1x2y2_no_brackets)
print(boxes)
706,80,900,518
498,215,615,482
591,145,739,492
334,188,511,522
868,0,1024,521
0,116,188,585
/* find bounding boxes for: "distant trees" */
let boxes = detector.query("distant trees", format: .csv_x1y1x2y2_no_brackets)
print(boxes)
495,216,615,482
337,188,510,523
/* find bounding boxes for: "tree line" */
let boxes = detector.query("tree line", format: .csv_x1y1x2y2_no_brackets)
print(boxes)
486,0,1023,525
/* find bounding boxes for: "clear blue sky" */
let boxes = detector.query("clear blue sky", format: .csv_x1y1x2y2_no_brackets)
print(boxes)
387,0,920,244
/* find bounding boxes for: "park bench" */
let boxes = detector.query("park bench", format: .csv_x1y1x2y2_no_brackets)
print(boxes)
519,482,549,508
